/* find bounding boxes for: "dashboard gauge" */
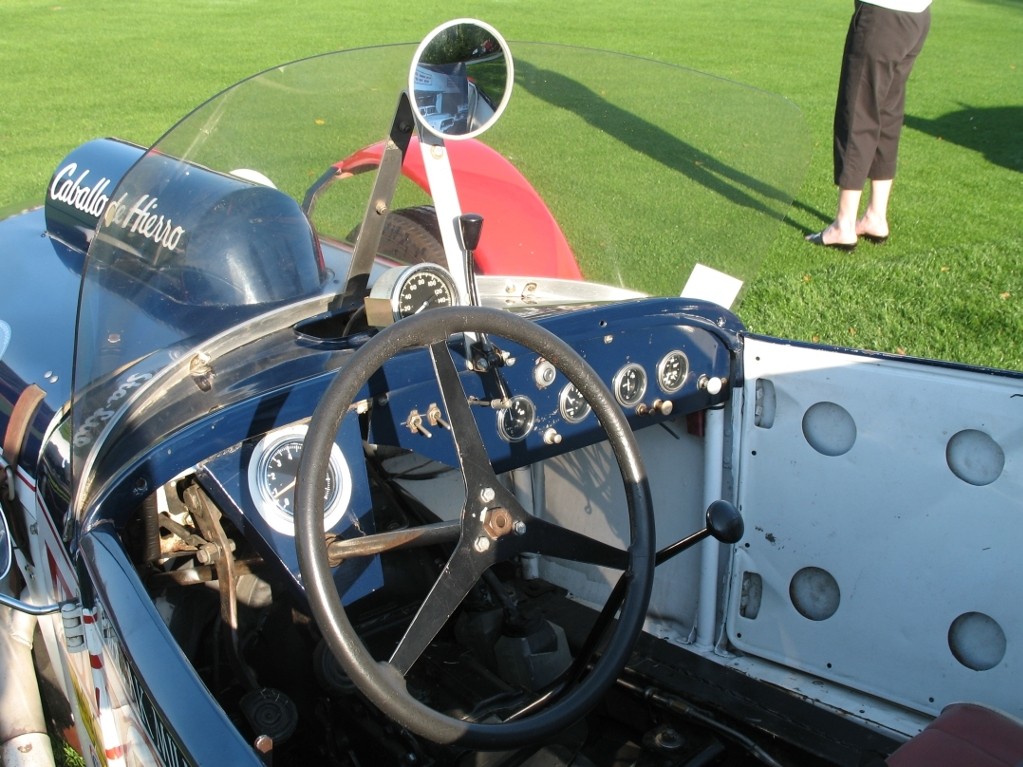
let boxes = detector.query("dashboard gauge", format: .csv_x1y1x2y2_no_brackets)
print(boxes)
366,263,460,326
657,350,690,394
559,383,591,424
613,363,647,408
497,396,536,442
247,424,352,536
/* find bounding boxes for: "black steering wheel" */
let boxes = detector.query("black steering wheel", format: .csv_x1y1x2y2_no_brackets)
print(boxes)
296,306,654,750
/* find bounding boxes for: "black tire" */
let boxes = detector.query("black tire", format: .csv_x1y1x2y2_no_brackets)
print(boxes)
349,205,446,266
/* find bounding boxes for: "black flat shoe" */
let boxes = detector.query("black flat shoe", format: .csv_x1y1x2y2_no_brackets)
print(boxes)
860,233,889,245
805,230,857,251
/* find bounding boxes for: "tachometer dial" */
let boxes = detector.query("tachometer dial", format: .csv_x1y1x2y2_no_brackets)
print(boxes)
613,363,647,408
559,383,591,424
657,350,689,393
264,439,335,511
248,424,351,535
497,395,536,442
367,263,460,326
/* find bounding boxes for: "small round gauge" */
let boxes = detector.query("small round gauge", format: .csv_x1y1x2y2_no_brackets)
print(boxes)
657,350,690,394
247,424,352,536
497,396,536,442
368,263,460,325
613,363,647,408
559,383,591,424
263,439,335,511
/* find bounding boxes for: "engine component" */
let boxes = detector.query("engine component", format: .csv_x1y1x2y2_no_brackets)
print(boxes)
239,687,299,744
493,611,571,692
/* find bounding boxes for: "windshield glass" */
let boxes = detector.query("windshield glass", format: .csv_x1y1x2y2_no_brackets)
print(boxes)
72,40,809,511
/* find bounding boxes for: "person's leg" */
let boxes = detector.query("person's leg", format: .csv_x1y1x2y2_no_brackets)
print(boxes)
832,4,876,192
809,3,875,249
807,188,862,247
861,9,930,241
857,178,891,239
870,8,930,182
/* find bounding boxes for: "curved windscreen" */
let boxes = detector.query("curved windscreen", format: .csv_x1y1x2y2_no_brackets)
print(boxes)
72,40,809,511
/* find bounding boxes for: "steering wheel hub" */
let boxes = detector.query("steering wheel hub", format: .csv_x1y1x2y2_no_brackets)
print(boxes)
482,507,514,539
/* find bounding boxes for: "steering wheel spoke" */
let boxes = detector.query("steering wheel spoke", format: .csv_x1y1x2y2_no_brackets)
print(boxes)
427,340,503,492
388,544,492,675
517,516,629,570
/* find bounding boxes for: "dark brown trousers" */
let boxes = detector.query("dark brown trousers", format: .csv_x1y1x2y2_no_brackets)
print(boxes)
833,1,931,188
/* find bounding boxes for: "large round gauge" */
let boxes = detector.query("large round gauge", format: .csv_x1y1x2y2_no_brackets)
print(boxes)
247,424,352,536
497,396,536,442
559,383,591,424
368,263,460,325
657,350,690,394
613,363,647,408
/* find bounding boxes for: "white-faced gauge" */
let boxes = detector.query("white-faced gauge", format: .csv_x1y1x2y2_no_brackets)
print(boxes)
366,263,460,326
247,424,351,535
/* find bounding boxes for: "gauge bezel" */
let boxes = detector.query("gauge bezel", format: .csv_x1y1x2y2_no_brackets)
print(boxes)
497,395,537,442
612,363,647,408
247,423,352,536
656,350,690,394
559,382,591,424
368,263,461,325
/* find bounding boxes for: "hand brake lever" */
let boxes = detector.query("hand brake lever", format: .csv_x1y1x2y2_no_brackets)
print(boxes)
459,214,512,405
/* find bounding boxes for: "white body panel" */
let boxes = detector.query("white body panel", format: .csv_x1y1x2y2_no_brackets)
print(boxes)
728,337,1020,720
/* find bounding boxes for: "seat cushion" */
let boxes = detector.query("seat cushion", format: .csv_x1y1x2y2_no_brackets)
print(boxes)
888,703,1023,767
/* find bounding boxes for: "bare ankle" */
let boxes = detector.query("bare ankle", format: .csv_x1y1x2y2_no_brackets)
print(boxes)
856,214,888,237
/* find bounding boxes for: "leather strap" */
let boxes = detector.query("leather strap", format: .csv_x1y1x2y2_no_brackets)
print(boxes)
2,383,47,495
1,384,46,566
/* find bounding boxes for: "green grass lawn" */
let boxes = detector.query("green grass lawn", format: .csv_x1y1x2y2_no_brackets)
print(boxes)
1,0,1020,368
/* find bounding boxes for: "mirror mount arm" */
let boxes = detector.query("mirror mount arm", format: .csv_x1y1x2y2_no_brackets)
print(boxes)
334,93,417,312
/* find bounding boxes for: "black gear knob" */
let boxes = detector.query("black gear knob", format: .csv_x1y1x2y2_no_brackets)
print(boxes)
706,499,744,544
459,213,484,253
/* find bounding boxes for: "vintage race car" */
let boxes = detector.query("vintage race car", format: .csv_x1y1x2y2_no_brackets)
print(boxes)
1,19,1021,767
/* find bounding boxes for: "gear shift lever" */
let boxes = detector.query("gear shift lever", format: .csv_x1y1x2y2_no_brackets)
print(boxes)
459,213,484,308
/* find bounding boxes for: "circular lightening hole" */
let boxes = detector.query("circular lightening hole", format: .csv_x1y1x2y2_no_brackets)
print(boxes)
946,429,1004,486
948,612,1006,671
802,402,856,457
789,567,840,621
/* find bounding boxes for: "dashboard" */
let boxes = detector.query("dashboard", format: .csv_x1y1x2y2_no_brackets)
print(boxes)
365,299,736,470
182,296,739,605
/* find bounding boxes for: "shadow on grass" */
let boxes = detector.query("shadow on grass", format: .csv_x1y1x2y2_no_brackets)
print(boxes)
905,105,1023,173
514,60,800,219
784,104,1023,238
790,199,836,235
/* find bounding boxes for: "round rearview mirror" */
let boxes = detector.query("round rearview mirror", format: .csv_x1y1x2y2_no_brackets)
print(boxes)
409,19,513,141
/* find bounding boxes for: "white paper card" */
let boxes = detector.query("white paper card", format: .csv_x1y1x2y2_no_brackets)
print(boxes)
680,263,743,309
